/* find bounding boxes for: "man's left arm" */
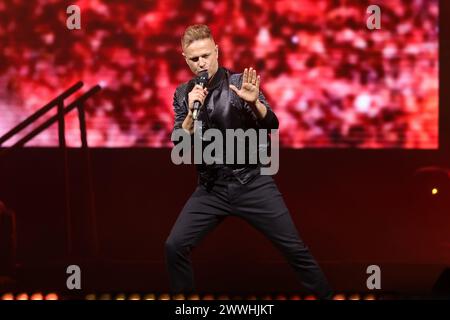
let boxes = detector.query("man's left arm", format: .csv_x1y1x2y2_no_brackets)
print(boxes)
247,91,279,130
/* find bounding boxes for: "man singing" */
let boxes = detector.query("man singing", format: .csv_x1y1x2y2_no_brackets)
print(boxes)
166,24,332,299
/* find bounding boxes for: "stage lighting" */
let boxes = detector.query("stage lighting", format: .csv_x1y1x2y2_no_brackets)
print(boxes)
173,293,186,300
30,293,44,300
1,293,14,300
143,294,156,300
99,294,112,300
412,166,449,199
332,293,346,300
85,294,96,300
16,293,29,300
115,293,126,300
158,293,170,300
45,293,58,300
128,294,141,300
348,293,361,300
363,294,377,300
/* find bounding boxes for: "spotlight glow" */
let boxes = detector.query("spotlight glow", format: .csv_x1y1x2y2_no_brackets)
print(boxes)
115,294,126,300
16,293,29,300
45,293,59,300
128,294,141,300
158,293,170,300
85,294,96,300
349,293,361,300
31,293,44,300
99,294,112,300
333,294,346,300
1,293,14,300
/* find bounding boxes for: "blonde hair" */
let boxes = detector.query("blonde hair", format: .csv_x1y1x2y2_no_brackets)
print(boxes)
181,24,214,50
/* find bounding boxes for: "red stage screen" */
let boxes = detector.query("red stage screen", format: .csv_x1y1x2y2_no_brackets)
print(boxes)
0,0,439,148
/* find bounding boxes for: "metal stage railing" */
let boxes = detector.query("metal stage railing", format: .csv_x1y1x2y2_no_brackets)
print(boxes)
0,81,102,257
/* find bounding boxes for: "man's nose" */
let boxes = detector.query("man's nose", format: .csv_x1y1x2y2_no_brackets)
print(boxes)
198,57,206,67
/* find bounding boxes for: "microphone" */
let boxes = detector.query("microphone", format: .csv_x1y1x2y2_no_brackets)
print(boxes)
192,70,209,120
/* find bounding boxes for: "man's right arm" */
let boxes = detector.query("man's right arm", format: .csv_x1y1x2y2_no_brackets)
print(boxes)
172,83,208,140
181,110,194,134
172,87,194,140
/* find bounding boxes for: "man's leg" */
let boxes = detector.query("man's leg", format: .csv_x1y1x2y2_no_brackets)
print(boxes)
165,183,230,293
232,175,333,299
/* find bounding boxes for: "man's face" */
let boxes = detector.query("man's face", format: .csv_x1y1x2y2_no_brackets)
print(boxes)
182,38,219,80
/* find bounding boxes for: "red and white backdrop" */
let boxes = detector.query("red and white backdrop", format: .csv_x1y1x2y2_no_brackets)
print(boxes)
0,0,439,148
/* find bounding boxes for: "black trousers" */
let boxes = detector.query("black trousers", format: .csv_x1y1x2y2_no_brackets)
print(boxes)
165,169,332,299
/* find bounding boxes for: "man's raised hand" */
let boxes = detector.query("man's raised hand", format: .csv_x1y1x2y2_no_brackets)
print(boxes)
229,67,260,104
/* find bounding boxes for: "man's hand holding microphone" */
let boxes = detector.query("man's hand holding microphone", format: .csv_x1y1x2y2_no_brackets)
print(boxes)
182,71,209,134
